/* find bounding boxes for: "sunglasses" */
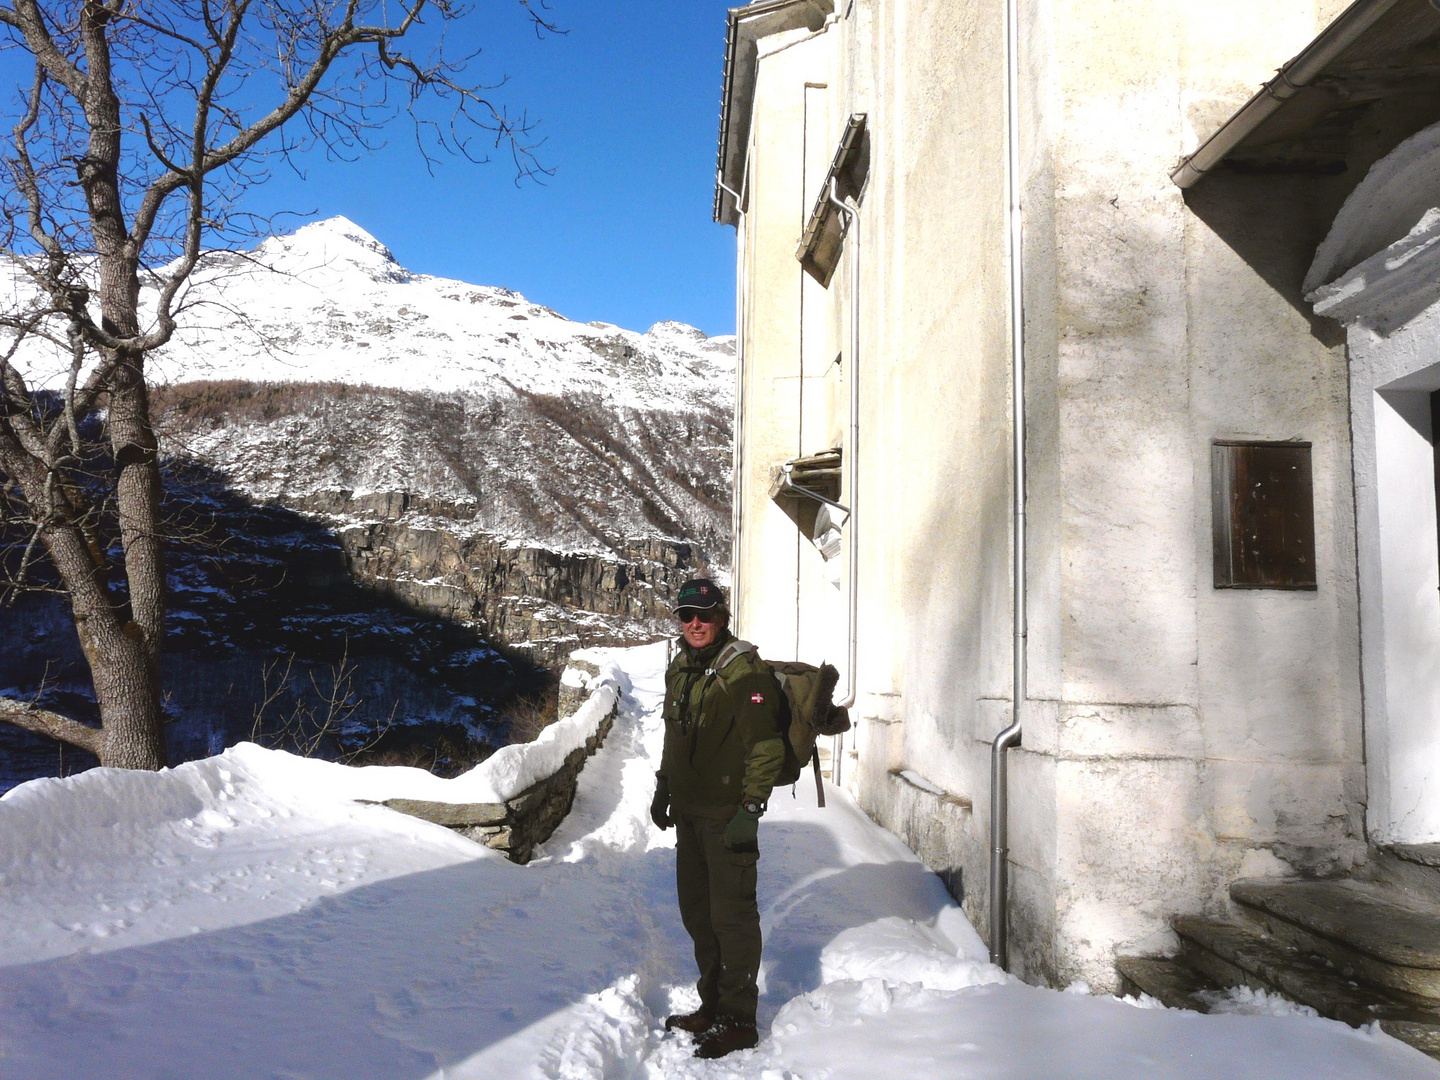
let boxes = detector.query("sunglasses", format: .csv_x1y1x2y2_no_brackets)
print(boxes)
675,608,721,625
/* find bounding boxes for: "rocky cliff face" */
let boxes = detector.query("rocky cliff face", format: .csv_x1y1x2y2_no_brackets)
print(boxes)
331,506,700,668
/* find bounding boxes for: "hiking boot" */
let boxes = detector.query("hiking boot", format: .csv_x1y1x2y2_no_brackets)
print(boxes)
663,1009,713,1034
694,1017,759,1059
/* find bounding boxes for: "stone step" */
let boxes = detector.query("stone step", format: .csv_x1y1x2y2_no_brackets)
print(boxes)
1358,846,1440,908
1393,844,1440,869
1173,914,1440,1057
1231,878,1440,998
1115,955,1220,1011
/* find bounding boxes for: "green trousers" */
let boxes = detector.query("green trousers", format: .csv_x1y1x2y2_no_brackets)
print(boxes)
674,810,762,1024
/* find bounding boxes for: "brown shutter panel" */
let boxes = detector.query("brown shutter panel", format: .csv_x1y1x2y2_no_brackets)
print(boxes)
1212,441,1317,590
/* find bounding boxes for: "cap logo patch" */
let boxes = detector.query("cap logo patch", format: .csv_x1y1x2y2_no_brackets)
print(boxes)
750,692,765,704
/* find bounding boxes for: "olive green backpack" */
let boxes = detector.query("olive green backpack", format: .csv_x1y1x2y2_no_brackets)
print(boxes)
708,638,852,807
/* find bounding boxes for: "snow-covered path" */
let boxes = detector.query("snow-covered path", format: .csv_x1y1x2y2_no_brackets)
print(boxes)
1,642,1435,1079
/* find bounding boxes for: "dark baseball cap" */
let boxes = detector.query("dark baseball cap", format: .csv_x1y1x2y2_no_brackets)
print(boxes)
674,578,726,611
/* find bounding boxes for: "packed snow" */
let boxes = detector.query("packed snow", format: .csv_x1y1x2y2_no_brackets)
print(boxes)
1,642,1435,1079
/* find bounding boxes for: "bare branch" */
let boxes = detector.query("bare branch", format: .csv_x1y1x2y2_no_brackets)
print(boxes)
520,0,565,38
2,0,88,98
9,64,64,264
61,315,83,456
0,697,104,755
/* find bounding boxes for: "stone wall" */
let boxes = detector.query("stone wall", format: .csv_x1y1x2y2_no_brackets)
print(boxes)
857,763,976,914
377,680,619,863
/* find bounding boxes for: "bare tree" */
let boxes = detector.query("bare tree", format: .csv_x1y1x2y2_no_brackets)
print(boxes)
0,0,555,768
248,641,395,761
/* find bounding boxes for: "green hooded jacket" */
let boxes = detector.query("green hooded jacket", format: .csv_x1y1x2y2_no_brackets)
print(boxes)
659,630,787,817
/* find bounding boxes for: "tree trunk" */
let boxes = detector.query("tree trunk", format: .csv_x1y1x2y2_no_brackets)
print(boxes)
72,3,169,769
59,521,168,770
85,622,167,769
0,435,169,769
108,354,166,660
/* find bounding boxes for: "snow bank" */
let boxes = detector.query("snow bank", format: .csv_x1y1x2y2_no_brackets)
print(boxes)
2,642,1437,1080
769,976,1428,1080
0,743,487,968
0,660,628,967
818,915,1011,992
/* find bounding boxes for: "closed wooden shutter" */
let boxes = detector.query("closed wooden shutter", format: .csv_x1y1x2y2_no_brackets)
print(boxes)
1212,441,1317,590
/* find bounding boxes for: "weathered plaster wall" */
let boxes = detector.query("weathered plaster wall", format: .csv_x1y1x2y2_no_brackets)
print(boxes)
833,0,1017,948
1184,181,1365,883
732,0,1013,939
734,28,834,663
1033,0,1366,986
729,0,1368,992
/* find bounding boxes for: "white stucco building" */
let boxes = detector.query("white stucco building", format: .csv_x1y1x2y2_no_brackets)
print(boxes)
712,0,1440,1036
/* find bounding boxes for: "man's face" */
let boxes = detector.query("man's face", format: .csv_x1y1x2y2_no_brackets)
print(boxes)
677,607,722,650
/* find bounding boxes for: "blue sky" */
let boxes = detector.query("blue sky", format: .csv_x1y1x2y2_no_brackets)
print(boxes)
250,1,739,337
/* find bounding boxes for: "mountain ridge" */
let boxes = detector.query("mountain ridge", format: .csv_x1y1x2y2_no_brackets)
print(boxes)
147,215,736,410
109,216,738,559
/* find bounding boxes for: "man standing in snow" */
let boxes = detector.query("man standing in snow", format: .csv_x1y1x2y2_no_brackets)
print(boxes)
650,577,787,1059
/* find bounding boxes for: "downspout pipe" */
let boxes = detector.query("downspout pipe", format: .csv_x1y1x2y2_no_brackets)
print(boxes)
827,177,861,786
1169,0,1401,188
718,175,749,628
989,0,1026,970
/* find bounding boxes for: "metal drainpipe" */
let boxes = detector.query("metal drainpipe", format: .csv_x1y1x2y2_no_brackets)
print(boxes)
717,175,749,631
827,177,861,786
989,0,1026,970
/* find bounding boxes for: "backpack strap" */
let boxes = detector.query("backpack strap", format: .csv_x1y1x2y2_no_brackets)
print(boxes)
708,638,758,680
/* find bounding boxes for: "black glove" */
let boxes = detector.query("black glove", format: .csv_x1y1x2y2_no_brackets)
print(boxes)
722,803,762,852
650,775,672,830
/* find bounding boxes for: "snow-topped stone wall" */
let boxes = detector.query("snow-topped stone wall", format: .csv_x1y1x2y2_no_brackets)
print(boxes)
376,655,629,862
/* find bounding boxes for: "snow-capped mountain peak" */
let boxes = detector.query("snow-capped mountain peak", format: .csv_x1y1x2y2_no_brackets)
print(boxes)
8,216,734,414
129,215,736,412
252,216,410,284
5,216,735,556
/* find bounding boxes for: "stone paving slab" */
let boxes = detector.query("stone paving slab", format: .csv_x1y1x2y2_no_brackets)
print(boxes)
377,798,508,827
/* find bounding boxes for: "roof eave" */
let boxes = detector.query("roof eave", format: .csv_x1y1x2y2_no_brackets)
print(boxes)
713,0,836,226
1170,0,1404,188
